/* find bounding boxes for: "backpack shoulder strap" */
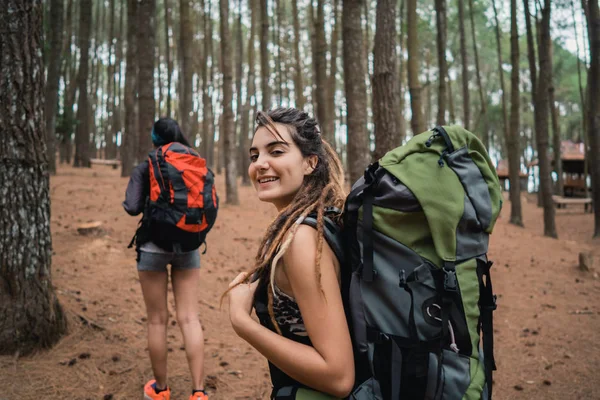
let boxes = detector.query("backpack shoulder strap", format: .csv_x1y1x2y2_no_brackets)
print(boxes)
300,207,345,266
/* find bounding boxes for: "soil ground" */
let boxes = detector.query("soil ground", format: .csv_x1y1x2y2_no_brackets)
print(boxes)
0,164,599,400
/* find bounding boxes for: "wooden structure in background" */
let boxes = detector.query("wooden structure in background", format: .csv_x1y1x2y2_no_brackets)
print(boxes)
496,159,528,191
529,141,588,197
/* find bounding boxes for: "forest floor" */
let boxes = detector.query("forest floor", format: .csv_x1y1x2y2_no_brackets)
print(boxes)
0,164,599,400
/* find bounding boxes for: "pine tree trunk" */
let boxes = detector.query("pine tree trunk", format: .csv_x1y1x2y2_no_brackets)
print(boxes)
535,1,557,238
458,0,470,129
0,0,67,355
397,0,406,143
372,0,398,160
259,0,270,110
74,0,92,167
202,0,216,169
325,0,340,148
585,0,600,236
469,0,486,137
434,0,447,125
105,0,117,160
343,0,369,184
137,0,156,163
121,0,138,176
548,42,563,196
491,0,508,150
235,0,244,177
164,0,173,116
179,0,193,134
113,0,124,160
313,0,329,141
45,0,64,175
292,0,304,109
220,0,239,204
240,0,256,186
407,0,425,135
508,0,523,226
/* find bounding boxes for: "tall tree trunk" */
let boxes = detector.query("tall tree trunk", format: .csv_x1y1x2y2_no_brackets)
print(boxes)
179,0,193,134
491,0,508,151
89,0,103,158
343,0,370,184
0,0,67,355
585,0,600,236
259,0,270,110
469,0,486,139
122,0,138,176
45,0,64,175
326,0,340,148
112,0,124,159
201,0,215,168
59,0,75,165
447,66,455,123
164,0,173,116
313,0,329,141
548,42,563,196
397,0,406,142
105,0,117,160
74,0,92,167
220,0,239,204
235,0,244,177
372,0,398,160
573,0,588,196
292,0,305,109
458,0,470,129
274,0,283,105
407,0,425,135
508,0,523,226
241,0,257,186
137,0,156,163
535,1,557,238
434,0,447,125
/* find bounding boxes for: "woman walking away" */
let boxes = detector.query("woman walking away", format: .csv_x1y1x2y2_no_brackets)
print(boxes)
123,118,218,400
225,108,354,399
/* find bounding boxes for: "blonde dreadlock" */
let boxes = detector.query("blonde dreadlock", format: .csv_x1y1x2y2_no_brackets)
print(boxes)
224,108,346,335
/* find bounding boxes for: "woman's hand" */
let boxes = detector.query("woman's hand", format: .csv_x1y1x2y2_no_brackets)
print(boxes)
227,272,259,331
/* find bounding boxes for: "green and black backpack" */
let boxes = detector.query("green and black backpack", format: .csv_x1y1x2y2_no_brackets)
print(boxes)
321,126,501,400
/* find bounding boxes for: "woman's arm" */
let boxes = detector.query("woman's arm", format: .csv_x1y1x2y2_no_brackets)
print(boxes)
230,225,354,398
122,160,149,216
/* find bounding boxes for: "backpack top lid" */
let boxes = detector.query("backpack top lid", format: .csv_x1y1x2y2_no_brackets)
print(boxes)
378,125,503,263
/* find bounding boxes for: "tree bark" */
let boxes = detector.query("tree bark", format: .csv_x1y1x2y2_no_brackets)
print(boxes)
508,0,523,226
406,0,425,135
164,0,173,116
458,0,470,130
313,0,329,141
105,0,117,160
235,0,244,177
137,0,156,163
121,0,138,176
326,0,340,147
259,0,270,110
74,0,92,167
343,0,370,184
292,0,305,109
469,0,486,137
584,0,600,236
548,42,564,196
45,0,64,175
0,0,67,355
372,0,398,160
434,0,447,125
491,0,508,152
220,0,239,204
535,1,557,238
397,0,406,143
240,0,257,186
59,0,76,165
179,0,193,134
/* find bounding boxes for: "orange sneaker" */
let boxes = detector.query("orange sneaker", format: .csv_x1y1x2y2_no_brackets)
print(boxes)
143,380,171,400
189,390,208,400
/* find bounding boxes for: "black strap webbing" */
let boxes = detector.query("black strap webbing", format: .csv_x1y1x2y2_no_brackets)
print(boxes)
478,260,497,400
362,190,375,282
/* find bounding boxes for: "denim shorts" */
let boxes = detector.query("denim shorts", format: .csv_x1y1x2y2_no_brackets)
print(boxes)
137,249,200,272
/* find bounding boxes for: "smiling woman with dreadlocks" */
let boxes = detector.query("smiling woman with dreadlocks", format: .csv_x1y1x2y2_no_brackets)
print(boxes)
225,108,354,399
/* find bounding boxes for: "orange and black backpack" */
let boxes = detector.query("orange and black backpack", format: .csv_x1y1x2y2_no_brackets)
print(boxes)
131,142,219,253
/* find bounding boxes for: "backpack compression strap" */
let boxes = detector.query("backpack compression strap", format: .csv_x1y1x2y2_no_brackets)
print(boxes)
478,259,497,400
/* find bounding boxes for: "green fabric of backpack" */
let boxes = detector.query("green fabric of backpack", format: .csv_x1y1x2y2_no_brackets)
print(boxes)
344,126,502,400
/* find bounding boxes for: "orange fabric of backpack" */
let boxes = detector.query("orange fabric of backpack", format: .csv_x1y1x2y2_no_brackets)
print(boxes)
146,142,218,250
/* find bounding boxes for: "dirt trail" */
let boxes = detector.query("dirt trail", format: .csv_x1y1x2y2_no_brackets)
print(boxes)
0,165,598,400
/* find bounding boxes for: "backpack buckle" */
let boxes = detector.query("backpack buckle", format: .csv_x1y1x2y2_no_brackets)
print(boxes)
443,262,458,292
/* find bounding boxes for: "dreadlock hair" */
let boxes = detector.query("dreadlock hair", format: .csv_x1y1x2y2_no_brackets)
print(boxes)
224,107,346,335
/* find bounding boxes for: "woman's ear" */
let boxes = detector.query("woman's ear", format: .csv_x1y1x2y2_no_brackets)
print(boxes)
304,155,318,175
